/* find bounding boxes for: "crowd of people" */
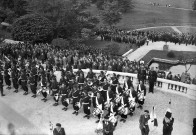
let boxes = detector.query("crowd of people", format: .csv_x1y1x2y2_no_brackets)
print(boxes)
95,26,196,47
0,41,178,135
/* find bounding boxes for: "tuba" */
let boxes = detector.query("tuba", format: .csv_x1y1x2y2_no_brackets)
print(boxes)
87,80,93,86
98,86,103,91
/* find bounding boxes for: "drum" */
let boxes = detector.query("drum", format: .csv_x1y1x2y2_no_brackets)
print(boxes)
114,96,121,104
137,91,144,101
128,98,136,112
93,108,102,117
109,114,117,125
104,102,110,110
118,106,125,115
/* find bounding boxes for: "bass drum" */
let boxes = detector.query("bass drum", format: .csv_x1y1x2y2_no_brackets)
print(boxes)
93,108,102,117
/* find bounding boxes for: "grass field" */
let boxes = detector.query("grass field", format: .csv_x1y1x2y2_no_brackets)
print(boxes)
83,39,135,55
176,26,196,33
136,26,175,32
134,0,194,9
142,50,196,64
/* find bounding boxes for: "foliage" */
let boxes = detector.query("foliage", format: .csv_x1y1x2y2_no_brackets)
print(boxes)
12,14,54,43
51,38,69,48
193,0,196,10
167,51,175,58
101,1,122,26
116,0,134,13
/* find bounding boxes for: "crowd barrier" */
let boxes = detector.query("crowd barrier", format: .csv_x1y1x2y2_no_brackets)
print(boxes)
73,69,196,100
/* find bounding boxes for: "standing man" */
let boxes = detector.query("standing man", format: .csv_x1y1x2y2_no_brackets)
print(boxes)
163,109,174,135
82,92,91,119
21,69,28,95
139,110,150,135
0,70,5,96
103,115,114,135
53,123,66,135
148,68,157,93
137,65,146,84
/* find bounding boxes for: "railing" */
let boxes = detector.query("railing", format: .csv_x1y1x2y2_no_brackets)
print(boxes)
146,57,180,66
73,69,196,100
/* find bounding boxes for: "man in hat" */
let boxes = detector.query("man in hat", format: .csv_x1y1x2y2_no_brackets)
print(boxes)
148,68,157,93
103,115,114,135
163,109,174,135
53,123,66,135
61,83,69,111
29,72,37,98
21,69,28,95
0,70,5,96
11,65,19,93
82,92,91,119
72,85,81,115
139,110,150,135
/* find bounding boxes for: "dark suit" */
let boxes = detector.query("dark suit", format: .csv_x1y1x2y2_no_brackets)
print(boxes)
53,128,66,135
103,121,114,135
139,114,150,135
148,71,157,93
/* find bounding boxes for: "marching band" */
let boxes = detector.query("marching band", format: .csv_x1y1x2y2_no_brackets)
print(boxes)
0,57,150,131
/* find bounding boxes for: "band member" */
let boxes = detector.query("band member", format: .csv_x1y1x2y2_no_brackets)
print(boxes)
41,75,48,102
0,70,5,96
86,68,95,80
82,92,91,119
12,65,19,93
119,94,129,123
4,67,11,89
29,72,37,98
98,71,106,84
72,85,81,115
21,69,28,95
101,79,110,102
137,81,146,108
123,76,133,91
77,73,85,86
53,123,66,135
107,101,119,128
139,110,150,135
163,109,174,135
148,68,157,93
103,115,114,135
110,74,118,93
92,92,104,123
128,87,137,115
137,65,146,84
51,77,60,106
61,83,69,111
115,83,123,96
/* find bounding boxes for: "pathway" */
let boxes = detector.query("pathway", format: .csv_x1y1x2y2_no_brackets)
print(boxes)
126,41,196,61
171,26,182,34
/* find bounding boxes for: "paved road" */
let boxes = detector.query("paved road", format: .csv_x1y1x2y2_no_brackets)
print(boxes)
0,85,195,135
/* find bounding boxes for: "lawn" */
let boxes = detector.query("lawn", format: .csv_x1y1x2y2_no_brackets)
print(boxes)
136,26,175,32
142,50,196,64
134,0,194,9
176,26,196,33
83,39,135,55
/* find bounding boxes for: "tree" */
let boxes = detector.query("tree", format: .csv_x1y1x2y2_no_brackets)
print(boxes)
12,14,54,43
101,1,122,26
117,0,134,13
193,0,196,10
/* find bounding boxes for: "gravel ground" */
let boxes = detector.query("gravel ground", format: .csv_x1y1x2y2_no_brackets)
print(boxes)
0,86,195,135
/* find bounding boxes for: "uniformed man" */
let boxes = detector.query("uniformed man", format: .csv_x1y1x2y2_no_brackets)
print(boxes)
4,67,11,89
29,72,37,98
72,85,81,115
21,69,28,95
12,65,19,93
82,92,91,119
61,83,69,111
51,77,60,106
0,70,5,96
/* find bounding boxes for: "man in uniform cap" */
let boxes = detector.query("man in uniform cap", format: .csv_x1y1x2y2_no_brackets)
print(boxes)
103,115,114,135
21,69,28,95
163,108,174,135
139,110,150,135
53,123,66,135
0,70,5,96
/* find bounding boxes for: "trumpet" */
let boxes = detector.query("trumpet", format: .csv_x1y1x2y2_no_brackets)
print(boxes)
98,86,103,91
87,80,93,86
